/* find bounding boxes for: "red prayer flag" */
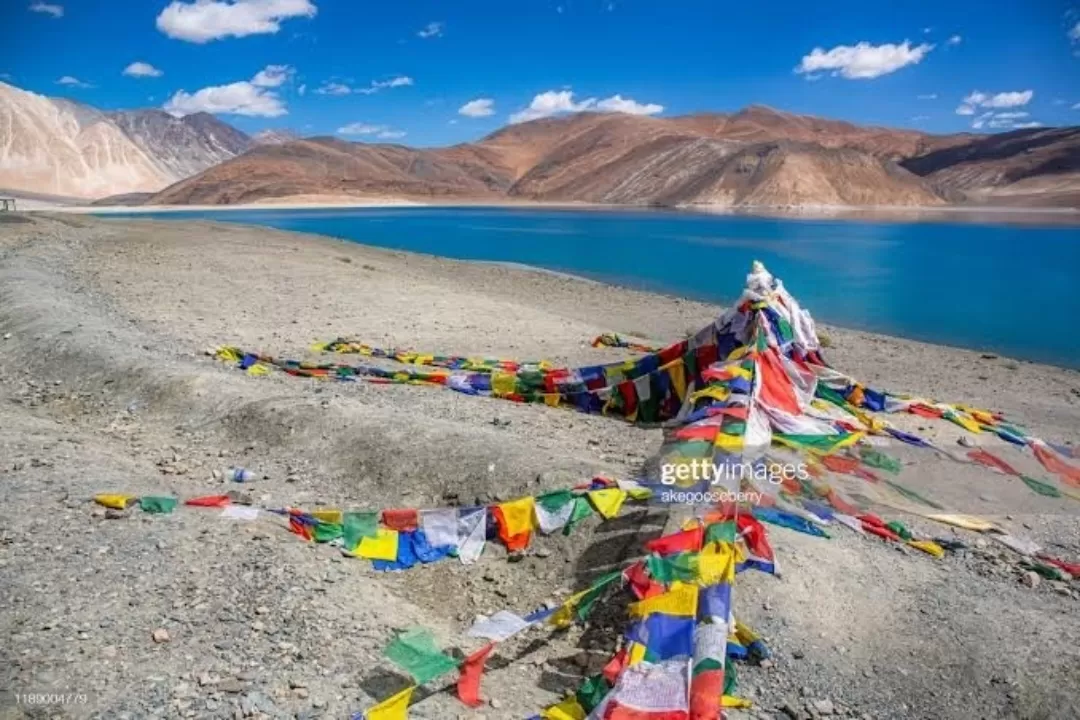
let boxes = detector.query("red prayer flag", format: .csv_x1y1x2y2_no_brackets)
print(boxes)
968,449,1020,477
457,642,494,707
863,522,900,542
643,526,703,556
1032,444,1080,488
185,495,230,507
602,647,628,685
492,506,531,552
821,454,860,474
381,508,419,532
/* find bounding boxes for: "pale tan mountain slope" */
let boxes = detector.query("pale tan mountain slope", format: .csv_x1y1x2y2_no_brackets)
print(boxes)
0,82,172,199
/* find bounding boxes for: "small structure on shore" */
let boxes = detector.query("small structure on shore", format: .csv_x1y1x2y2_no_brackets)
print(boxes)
0,198,16,212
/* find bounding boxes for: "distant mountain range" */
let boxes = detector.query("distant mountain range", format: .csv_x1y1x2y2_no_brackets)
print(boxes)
2,81,1077,209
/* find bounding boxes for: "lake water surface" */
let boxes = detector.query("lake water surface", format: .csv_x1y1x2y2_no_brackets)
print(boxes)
105,206,1080,368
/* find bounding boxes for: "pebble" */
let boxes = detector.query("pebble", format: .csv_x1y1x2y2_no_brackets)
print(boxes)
811,698,835,715
1021,571,1041,589
152,628,170,643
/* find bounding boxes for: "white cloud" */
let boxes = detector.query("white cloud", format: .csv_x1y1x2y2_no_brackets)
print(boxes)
123,61,163,78
1073,102,1080,110
911,114,929,121
56,75,92,88
947,35,962,45
314,81,351,96
251,64,293,87
1069,21,1080,42
164,67,289,118
956,89,1034,115
156,0,316,43
917,93,938,100
297,83,306,96
337,122,383,135
922,26,932,34
796,40,933,80
510,89,663,123
29,2,63,18
458,98,495,118
971,110,1040,131
417,21,443,39
1013,121,1042,129
594,94,664,115
318,75,413,96
992,111,1029,119
336,122,405,140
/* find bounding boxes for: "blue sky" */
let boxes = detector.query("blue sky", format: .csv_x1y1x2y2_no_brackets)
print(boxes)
4,0,1079,146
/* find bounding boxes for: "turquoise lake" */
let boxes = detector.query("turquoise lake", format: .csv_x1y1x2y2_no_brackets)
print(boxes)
107,207,1080,368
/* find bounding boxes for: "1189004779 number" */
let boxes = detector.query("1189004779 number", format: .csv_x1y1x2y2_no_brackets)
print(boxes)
10,692,89,706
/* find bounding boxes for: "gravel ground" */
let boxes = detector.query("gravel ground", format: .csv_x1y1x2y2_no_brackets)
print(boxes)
0,213,1078,720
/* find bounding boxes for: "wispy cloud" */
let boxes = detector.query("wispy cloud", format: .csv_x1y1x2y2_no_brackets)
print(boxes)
315,75,413,96
955,89,1033,115
947,35,962,45
458,98,495,118
156,0,316,43
971,110,1040,131
251,64,294,88
417,21,443,39
163,65,291,117
29,2,63,18
337,122,406,140
56,75,92,88
796,40,933,80
123,61,163,78
510,89,663,123
917,93,938,100
1069,21,1080,43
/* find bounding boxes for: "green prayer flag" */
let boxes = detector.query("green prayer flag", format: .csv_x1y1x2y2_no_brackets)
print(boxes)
859,446,902,474
723,657,738,696
576,570,622,623
575,674,611,713
705,520,736,544
646,552,699,584
693,657,724,675
343,511,379,551
885,520,913,541
383,627,458,685
312,521,343,543
139,496,178,514
537,490,574,513
1021,476,1061,498
562,496,594,535
884,480,944,509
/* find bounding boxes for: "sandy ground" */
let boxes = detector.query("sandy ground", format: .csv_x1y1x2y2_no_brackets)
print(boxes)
0,213,1078,720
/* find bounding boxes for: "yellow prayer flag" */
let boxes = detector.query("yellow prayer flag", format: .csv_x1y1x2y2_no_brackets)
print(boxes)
587,489,627,520
94,493,136,510
697,542,736,586
946,411,982,434
666,360,687,401
246,364,270,377
544,392,561,408
491,371,517,396
364,685,414,720
626,640,648,666
215,347,240,363
355,528,400,561
713,433,743,452
548,586,593,629
541,697,586,720
628,581,698,619
925,513,997,532
907,539,945,559
312,509,343,524
722,695,752,709
497,496,536,537
690,385,730,403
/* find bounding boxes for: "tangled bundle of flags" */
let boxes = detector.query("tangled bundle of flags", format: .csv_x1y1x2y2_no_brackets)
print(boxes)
358,514,772,720
188,260,1080,717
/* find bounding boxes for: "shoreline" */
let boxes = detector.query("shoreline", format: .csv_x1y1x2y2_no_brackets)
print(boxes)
13,194,1080,226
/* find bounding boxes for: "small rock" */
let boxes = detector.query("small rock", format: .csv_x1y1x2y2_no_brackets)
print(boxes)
217,678,246,694
293,687,309,699
255,606,270,615
289,679,307,689
811,699,835,715
1021,571,1041,589
488,698,502,709
152,628,170,643
533,547,552,559
104,509,126,520
791,649,805,660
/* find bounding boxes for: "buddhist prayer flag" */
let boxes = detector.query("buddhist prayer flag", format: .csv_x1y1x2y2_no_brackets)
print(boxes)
593,659,690,720
587,488,627,519
457,507,487,564
354,527,400,561
384,628,458,685
94,494,136,510
563,496,594,535
418,508,459,549
534,490,575,534
185,495,230,507
494,496,536,551
541,697,586,720
343,512,379,552
363,685,414,720
456,642,494,707
468,610,532,642
139,496,177,514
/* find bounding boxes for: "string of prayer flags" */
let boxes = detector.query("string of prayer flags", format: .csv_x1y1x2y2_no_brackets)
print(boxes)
493,496,536,552
344,511,380,552
468,610,533,642
383,627,459,686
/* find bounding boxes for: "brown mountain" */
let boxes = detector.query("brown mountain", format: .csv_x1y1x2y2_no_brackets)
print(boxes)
144,107,1079,209
901,127,1080,207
